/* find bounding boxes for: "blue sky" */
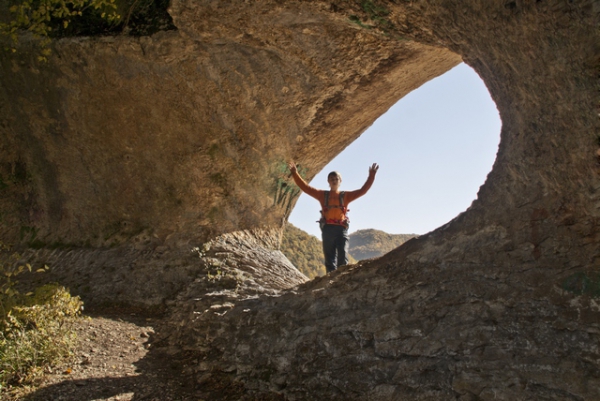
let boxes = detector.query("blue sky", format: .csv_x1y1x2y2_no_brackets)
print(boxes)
288,63,502,238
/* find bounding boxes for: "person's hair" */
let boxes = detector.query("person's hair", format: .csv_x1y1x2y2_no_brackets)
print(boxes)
328,171,342,180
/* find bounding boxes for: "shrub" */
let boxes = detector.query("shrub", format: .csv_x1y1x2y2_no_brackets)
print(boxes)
0,0,120,60
0,249,82,394
281,224,326,279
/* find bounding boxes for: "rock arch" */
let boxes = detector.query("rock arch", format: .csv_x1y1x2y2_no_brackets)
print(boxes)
1,0,599,399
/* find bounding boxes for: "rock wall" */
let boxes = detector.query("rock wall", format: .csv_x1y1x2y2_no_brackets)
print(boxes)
162,0,600,399
1,0,600,399
0,0,459,248
16,227,307,310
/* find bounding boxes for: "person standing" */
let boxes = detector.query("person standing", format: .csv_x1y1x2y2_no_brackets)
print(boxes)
288,162,379,273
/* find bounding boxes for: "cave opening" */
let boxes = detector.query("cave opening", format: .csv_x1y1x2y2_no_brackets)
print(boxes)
284,63,501,275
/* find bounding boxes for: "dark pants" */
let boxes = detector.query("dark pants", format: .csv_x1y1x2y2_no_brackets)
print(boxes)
321,224,349,273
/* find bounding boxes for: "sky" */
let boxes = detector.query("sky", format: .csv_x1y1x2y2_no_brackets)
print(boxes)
288,63,502,238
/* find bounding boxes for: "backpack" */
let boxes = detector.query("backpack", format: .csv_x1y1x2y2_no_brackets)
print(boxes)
318,191,349,230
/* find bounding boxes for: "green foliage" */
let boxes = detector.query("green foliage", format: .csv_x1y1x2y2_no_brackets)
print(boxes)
349,229,417,260
361,0,389,17
281,223,326,279
0,0,120,58
1,0,176,59
0,247,82,394
272,160,307,218
349,15,370,29
349,0,393,32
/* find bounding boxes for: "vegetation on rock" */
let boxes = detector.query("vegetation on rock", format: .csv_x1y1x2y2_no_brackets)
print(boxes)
0,248,82,396
0,0,119,56
281,223,326,279
0,0,175,57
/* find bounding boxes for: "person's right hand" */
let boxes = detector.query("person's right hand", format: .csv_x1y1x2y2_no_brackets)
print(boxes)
288,162,297,174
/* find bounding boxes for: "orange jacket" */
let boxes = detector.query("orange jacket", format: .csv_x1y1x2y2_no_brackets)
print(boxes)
291,170,376,226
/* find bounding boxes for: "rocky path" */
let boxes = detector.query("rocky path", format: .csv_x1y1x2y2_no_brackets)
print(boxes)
8,311,197,401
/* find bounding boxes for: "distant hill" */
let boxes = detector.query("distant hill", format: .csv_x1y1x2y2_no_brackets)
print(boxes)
281,223,326,278
281,223,356,278
281,225,416,276
349,229,418,260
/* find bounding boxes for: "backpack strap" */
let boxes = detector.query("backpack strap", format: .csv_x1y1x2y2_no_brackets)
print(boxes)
323,191,347,212
319,191,350,229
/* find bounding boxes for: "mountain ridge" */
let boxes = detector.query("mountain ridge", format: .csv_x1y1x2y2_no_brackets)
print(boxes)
349,228,418,260
281,224,417,277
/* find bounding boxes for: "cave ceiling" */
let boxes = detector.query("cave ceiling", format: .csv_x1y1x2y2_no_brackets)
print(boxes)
1,0,599,398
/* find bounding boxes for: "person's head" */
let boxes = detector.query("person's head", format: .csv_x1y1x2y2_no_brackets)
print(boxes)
327,171,342,190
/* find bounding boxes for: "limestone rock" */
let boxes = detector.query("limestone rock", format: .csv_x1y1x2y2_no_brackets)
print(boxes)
1,0,599,399
0,0,459,247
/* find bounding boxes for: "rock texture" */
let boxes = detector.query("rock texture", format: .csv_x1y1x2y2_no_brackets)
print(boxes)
0,1,459,247
1,0,600,399
17,228,306,310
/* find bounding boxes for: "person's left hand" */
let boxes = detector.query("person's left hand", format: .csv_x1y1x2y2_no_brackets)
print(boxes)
369,163,379,175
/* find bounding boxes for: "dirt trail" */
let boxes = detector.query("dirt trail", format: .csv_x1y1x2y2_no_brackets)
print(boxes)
8,311,196,401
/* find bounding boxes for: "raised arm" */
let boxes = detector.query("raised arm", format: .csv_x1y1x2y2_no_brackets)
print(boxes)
346,163,379,203
288,162,321,200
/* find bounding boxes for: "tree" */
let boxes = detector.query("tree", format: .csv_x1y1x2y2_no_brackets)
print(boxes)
0,0,119,59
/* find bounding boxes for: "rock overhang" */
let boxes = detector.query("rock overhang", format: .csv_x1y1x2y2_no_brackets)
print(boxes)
1,0,599,398
1,0,466,247
1,0,597,261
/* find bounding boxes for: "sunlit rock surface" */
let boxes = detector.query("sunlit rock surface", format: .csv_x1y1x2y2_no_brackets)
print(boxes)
1,0,599,399
0,1,458,247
